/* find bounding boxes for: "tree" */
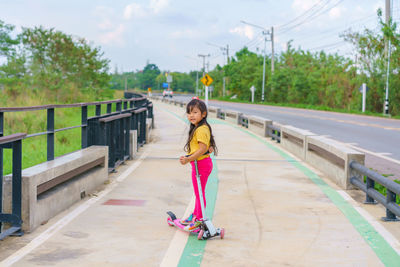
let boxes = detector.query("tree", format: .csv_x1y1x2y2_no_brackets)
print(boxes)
139,63,160,90
0,20,19,58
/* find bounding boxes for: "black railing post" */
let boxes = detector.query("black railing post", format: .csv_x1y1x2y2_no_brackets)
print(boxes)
0,112,2,231
0,111,3,137
0,111,3,205
12,139,22,231
107,103,112,114
116,101,122,113
81,105,88,149
125,115,130,159
47,108,55,161
142,109,147,144
123,101,128,110
96,104,101,117
365,176,377,204
110,121,116,170
382,190,399,221
130,101,134,109
118,118,123,162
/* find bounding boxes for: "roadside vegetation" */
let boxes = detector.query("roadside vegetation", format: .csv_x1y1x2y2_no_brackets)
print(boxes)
112,9,400,118
0,21,122,174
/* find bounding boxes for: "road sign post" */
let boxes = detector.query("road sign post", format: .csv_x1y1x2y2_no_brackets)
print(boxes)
200,74,213,106
359,83,369,113
250,85,256,103
362,83,366,113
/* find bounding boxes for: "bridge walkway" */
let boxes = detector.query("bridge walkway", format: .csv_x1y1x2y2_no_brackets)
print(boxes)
0,101,398,266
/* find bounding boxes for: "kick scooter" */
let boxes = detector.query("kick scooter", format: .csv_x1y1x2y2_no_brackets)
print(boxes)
167,160,224,240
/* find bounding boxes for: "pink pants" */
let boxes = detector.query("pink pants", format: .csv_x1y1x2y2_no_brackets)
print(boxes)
190,157,213,220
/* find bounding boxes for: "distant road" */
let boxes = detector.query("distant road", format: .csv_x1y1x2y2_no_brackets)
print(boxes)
171,94,400,179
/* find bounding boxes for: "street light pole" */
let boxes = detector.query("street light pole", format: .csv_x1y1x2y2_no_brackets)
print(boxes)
262,33,267,101
384,0,392,115
241,20,272,101
206,42,230,97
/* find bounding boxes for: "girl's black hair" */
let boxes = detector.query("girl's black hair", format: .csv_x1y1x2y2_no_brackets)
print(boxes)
184,99,218,155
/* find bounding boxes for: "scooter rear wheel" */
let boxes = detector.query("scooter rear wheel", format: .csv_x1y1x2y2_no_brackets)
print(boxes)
220,228,225,239
197,230,204,240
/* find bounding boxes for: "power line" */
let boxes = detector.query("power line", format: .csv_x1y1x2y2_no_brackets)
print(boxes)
278,0,345,34
276,0,329,30
308,40,347,51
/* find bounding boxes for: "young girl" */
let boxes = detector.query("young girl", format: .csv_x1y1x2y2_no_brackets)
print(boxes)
179,98,217,229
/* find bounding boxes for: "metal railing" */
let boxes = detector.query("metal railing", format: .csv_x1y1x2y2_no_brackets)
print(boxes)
267,124,281,143
238,114,249,128
350,161,400,221
98,113,131,171
0,95,152,239
0,133,25,240
217,110,225,120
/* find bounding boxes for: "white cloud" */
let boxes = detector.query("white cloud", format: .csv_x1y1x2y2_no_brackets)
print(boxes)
291,0,319,13
98,19,113,30
329,7,342,19
230,25,254,39
93,6,115,18
149,0,169,14
98,24,126,46
124,3,146,20
170,29,196,39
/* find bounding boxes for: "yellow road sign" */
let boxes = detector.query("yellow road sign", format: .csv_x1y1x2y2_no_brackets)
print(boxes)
200,74,213,86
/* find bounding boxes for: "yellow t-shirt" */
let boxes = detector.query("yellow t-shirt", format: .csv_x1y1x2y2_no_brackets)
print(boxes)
189,125,210,160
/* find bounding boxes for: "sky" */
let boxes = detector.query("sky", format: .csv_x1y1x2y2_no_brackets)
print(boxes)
0,0,398,73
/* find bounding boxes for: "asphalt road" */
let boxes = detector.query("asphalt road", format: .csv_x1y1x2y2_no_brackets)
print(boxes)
170,94,400,180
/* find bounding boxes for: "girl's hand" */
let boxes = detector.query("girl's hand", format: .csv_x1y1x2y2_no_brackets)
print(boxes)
208,146,214,154
179,156,189,165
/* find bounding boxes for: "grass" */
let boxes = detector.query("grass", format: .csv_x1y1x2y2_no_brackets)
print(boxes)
364,175,400,205
1,90,124,176
211,96,400,120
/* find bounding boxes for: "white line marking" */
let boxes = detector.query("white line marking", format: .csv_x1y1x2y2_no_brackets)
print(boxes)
160,197,195,267
336,190,400,255
346,144,400,165
0,150,150,267
376,152,392,156
345,143,358,146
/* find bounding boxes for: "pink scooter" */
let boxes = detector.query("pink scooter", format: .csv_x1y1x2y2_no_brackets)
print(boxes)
167,160,224,240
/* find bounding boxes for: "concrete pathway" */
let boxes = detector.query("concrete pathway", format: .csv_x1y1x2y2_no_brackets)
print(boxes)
0,101,398,266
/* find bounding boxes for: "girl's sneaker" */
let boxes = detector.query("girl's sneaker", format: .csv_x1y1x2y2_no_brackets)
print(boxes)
180,213,195,225
184,220,202,231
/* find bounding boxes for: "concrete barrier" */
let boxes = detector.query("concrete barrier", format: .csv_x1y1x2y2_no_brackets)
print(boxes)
2,146,108,232
208,106,220,118
305,136,364,190
281,125,316,160
225,109,242,124
248,115,272,137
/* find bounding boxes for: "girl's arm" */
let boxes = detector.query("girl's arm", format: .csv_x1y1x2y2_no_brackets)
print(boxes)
179,142,208,165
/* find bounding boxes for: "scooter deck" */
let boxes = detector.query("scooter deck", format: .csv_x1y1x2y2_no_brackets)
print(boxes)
166,211,200,233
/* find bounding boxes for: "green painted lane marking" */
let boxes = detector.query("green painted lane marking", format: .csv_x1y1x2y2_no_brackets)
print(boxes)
159,103,400,265
178,156,219,267
222,120,400,266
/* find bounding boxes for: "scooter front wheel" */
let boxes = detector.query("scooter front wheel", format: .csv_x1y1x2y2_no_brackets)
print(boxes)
220,228,225,239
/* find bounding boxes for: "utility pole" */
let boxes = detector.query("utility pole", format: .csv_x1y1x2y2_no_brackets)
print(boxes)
185,56,200,96
241,20,274,101
384,0,392,115
206,42,230,98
